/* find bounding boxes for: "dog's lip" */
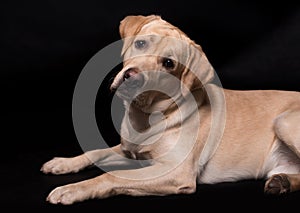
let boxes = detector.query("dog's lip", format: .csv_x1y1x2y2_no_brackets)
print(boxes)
110,76,142,95
110,85,118,92
112,82,131,96
108,77,117,92
110,77,123,92
115,88,133,100
110,81,127,93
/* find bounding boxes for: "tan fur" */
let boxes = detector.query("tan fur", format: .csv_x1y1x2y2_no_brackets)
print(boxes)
41,15,300,205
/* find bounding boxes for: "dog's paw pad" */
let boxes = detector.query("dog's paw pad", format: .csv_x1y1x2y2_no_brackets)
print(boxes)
264,174,290,195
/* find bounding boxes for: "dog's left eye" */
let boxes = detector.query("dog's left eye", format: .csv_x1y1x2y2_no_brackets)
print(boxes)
134,40,147,49
162,58,175,69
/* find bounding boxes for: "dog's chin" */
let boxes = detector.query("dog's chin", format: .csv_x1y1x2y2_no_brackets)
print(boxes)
115,90,157,113
131,93,149,110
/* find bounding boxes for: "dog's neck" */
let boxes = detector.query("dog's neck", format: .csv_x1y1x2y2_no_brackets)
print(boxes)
128,104,152,132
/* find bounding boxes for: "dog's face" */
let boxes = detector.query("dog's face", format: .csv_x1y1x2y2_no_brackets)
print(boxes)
110,15,214,113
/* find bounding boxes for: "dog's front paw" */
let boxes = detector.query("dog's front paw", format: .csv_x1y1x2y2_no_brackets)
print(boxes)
264,173,291,195
47,184,88,205
41,157,79,175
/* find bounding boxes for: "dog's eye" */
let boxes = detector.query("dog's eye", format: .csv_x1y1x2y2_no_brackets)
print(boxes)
162,58,175,69
134,40,147,49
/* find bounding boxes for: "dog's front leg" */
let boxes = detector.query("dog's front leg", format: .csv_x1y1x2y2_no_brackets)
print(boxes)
41,145,132,174
46,161,197,205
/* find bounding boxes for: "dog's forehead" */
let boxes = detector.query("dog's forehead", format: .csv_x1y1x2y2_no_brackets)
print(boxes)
139,20,182,38
121,18,193,63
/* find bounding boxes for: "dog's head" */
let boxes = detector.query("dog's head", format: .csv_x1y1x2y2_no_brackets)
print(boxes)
110,15,214,113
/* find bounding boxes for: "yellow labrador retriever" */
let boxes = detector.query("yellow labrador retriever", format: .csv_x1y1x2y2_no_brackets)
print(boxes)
41,15,300,205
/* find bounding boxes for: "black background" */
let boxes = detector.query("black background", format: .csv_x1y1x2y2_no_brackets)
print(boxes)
2,0,300,211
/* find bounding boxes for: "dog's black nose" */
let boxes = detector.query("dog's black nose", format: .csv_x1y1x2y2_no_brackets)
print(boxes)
123,68,144,88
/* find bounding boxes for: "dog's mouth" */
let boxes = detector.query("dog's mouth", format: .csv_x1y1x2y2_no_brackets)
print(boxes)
110,69,182,112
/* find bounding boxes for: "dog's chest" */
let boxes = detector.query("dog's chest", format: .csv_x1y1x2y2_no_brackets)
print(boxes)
120,128,181,161
120,141,155,160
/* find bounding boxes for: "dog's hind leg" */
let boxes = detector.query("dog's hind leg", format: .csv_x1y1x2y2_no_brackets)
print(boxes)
274,109,300,158
264,109,300,194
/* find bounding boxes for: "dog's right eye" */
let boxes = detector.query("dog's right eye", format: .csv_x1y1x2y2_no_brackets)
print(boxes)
134,40,147,49
162,58,175,69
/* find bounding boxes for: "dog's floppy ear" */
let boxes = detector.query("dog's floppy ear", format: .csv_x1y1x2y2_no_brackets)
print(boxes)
181,42,214,98
119,15,161,39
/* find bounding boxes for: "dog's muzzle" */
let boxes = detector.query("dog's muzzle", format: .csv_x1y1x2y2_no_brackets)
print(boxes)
122,68,144,89
110,67,145,99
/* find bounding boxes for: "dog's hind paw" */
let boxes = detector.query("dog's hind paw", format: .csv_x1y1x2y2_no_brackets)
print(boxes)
264,173,291,195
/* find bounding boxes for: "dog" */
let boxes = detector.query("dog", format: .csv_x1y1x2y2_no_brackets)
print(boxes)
41,15,300,205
